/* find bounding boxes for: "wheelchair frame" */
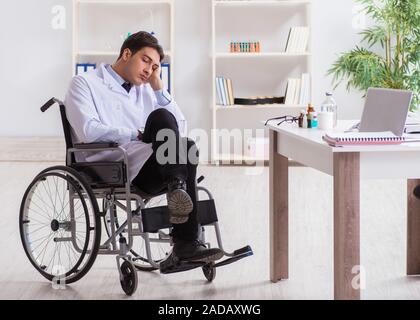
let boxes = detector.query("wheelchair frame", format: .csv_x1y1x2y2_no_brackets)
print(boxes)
19,97,252,296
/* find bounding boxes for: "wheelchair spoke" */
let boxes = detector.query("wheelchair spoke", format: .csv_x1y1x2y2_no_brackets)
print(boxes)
25,213,50,225
56,233,63,272
45,240,59,274
53,177,60,219
64,241,77,270
32,232,54,255
36,232,55,265
28,224,50,235
56,185,70,221
74,233,84,248
32,191,55,218
28,201,52,222
42,179,57,217
39,180,55,216
53,177,65,212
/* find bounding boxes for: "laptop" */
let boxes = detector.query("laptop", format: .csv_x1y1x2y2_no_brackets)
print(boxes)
356,88,413,136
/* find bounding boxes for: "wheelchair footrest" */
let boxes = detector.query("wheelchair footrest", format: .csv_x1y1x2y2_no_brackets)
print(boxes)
159,254,206,274
159,245,253,274
213,245,253,268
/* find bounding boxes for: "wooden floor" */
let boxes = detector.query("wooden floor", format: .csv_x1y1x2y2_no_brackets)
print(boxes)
1,160,420,299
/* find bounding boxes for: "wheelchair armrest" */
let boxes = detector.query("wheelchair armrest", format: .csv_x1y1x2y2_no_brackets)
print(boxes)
73,142,119,149
68,144,130,187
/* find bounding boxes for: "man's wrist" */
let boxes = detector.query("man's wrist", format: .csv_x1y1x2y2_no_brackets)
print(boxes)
150,77,163,91
137,130,143,141
154,89,172,106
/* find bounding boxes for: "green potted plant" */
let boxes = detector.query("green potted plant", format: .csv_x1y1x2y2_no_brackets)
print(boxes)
328,0,419,111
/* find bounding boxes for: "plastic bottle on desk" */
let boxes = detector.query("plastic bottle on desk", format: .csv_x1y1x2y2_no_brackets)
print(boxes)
306,104,315,128
321,92,338,127
311,112,318,128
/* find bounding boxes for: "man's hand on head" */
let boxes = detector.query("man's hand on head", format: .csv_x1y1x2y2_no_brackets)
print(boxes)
148,63,162,91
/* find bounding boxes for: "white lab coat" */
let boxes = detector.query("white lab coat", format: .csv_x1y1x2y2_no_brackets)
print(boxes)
64,63,186,182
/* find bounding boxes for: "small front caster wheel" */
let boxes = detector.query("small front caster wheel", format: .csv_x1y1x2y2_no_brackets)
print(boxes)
120,261,138,296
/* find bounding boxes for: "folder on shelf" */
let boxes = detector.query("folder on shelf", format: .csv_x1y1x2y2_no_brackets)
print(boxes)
215,77,223,105
216,77,234,106
216,77,227,106
226,78,234,105
160,63,170,93
75,63,96,75
220,77,227,106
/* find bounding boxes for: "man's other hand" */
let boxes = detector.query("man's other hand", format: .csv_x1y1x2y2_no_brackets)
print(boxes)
137,130,143,141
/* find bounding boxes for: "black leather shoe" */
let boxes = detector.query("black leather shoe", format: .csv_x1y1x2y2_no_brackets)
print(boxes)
167,178,193,224
173,239,224,263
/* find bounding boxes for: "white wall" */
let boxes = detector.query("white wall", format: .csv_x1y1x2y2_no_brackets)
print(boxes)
0,0,365,137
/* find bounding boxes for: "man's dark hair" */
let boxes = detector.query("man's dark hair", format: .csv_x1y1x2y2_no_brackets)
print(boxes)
118,31,164,62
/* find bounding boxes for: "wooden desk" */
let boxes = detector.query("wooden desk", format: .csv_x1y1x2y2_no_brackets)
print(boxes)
267,120,420,299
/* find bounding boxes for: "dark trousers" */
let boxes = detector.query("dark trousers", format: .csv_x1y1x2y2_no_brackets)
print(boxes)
132,108,199,241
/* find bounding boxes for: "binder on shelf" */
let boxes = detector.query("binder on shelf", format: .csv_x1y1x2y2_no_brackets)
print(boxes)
160,63,171,94
215,77,234,106
215,77,223,105
76,63,96,75
226,78,234,105
216,77,227,106
220,77,227,106
222,78,229,106
322,131,405,147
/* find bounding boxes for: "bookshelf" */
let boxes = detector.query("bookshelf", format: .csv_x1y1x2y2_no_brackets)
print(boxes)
211,0,312,163
72,0,175,95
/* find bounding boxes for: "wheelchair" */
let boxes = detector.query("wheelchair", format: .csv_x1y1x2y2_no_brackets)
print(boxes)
19,98,253,296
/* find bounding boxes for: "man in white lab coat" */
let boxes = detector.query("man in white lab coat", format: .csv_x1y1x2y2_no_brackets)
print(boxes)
65,31,222,263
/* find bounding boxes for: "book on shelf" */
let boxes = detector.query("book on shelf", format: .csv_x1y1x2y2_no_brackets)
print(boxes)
285,26,309,53
216,76,234,106
299,73,311,106
285,74,311,106
285,78,297,105
322,131,405,147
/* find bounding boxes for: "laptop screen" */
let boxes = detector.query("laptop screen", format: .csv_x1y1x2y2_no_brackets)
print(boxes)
359,88,413,136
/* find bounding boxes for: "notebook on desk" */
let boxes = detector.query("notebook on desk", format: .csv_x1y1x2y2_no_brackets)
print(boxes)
323,131,405,147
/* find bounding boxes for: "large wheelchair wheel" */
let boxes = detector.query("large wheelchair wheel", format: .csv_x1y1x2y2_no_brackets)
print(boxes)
103,194,171,271
19,166,101,284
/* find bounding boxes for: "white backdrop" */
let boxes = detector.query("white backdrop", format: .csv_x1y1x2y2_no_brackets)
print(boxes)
0,0,365,137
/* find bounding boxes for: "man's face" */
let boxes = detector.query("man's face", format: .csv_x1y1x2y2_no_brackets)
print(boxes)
123,47,160,86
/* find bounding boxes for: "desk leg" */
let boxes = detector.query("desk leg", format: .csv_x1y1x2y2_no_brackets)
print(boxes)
333,152,360,300
269,130,288,282
407,179,420,275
